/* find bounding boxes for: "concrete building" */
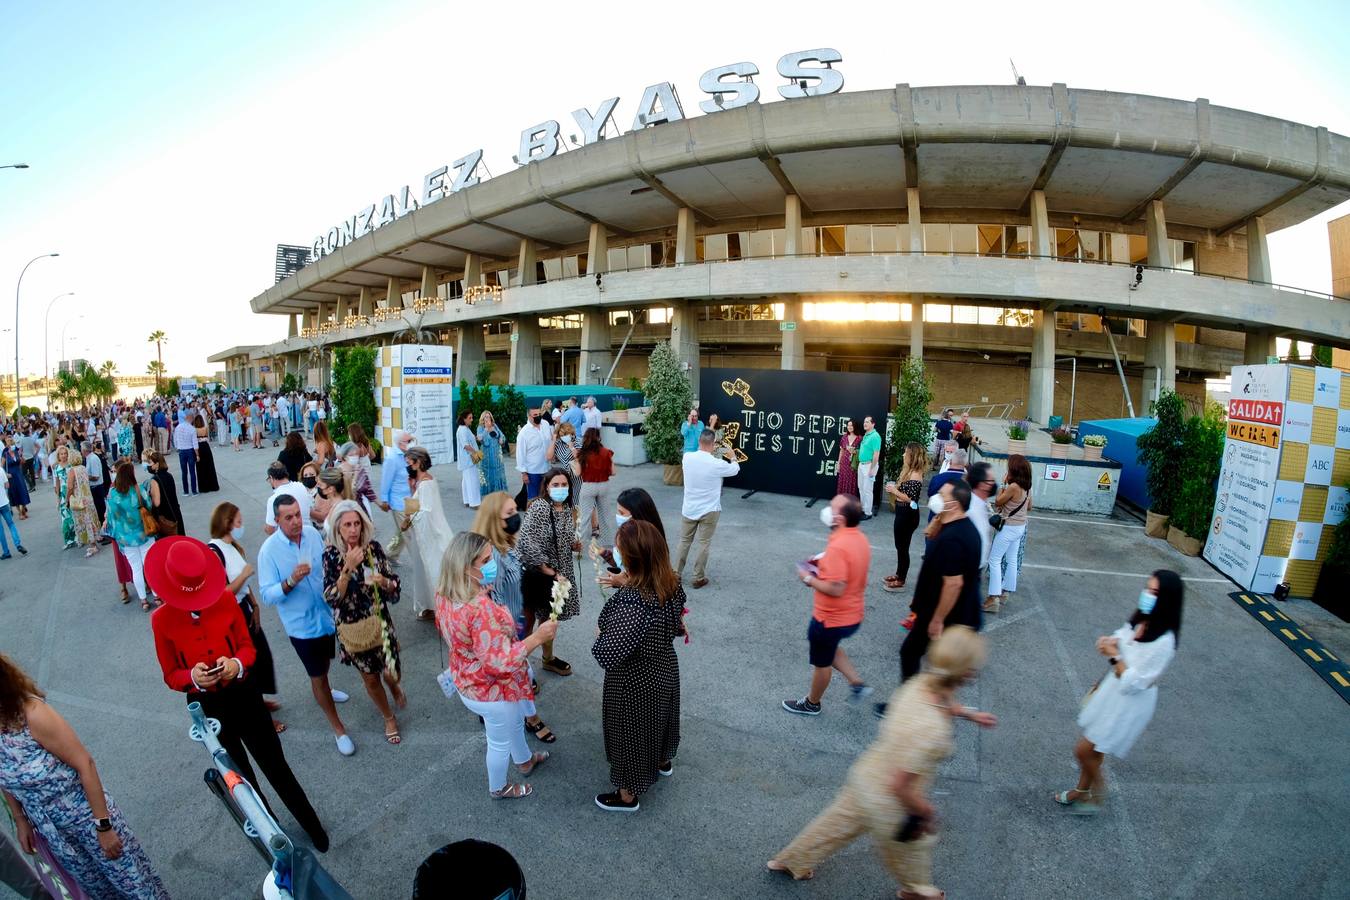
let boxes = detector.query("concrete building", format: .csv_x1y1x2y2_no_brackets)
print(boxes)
221,83,1350,423
207,346,262,391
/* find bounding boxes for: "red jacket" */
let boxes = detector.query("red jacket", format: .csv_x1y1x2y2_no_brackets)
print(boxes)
151,592,257,693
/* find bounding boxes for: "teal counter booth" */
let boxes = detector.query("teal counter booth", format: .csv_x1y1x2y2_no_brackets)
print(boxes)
1074,417,1156,509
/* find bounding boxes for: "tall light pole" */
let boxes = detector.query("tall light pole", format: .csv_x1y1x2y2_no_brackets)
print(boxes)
43,291,75,410
14,253,59,419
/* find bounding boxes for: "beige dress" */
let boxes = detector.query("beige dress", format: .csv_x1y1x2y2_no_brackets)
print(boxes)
774,675,953,895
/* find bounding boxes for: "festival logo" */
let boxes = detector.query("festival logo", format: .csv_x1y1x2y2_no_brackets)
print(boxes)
721,378,756,407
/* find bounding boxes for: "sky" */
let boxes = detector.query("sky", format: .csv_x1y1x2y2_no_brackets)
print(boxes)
2,0,1347,380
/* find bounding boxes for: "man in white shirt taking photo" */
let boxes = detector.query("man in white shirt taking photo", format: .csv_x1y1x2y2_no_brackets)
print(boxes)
675,429,740,589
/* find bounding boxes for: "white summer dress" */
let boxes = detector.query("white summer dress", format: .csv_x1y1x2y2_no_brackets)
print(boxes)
1078,625,1176,759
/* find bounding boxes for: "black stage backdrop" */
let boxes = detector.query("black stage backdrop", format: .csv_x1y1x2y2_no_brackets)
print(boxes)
698,367,892,499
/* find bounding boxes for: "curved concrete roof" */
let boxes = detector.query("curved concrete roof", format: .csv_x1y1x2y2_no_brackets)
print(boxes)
251,83,1350,316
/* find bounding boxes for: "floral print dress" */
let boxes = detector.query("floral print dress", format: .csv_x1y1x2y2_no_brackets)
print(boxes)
53,463,74,546
0,719,169,899
436,592,534,702
321,540,402,676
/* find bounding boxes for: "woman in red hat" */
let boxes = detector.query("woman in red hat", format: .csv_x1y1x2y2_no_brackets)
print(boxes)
147,535,329,852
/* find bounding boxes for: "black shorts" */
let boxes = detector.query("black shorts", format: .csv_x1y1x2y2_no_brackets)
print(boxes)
807,617,860,668
289,634,335,678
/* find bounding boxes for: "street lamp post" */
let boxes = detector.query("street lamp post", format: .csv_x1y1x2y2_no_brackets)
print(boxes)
14,253,59,420
43,292,75,410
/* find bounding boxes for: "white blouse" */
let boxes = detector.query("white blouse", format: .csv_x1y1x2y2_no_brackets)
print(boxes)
208,538,251,606
1078,624,1176,759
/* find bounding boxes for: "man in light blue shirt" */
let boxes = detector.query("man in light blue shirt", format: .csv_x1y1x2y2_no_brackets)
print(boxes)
560,396,587,444
258,493,355,756
681,409,704,453
378,430,415,561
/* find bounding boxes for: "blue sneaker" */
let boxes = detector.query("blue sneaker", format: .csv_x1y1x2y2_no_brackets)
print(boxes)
849,683,874,701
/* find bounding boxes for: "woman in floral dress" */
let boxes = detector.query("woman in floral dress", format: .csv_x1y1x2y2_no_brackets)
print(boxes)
0,654,169,899
477,411,509,494
321,500,407,744
66,454,101,558
52,446,75,549
117,414,135,461
835,418,862,499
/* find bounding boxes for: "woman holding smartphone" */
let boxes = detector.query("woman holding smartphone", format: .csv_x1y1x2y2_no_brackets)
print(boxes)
883,442,928,592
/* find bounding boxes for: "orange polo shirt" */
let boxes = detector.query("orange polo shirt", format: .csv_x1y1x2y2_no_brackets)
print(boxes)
812,526,870,627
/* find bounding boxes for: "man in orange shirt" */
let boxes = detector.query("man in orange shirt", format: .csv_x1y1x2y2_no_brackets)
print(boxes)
783,494,873,716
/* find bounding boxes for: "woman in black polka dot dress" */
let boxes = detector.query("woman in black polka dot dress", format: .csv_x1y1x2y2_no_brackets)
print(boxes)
591,519,687,813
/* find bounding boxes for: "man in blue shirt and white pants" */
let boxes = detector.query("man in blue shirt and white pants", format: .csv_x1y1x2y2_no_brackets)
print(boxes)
378,430,414,562
258,493,355,756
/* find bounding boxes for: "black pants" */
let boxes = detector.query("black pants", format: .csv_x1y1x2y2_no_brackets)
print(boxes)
892,504,920,580
20,459,34,490
191,682,328,851
90,482,107,524
899,616,931,682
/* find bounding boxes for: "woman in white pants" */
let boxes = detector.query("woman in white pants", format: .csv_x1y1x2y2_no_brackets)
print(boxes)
455,411,482,509
101,459,157,610
576,427,615,544
436,532,558,799
984,453,1032,615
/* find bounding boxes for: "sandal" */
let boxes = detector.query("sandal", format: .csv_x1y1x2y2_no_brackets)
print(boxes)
525,719,557,743
1053,789,1100,815
900,611,917,631
518,750,550,774
120,587,132,604
273,719,288,734
384,718,401,745
542,656,572,676
141,599,152,611
491,782,533,800
982,597,1001,615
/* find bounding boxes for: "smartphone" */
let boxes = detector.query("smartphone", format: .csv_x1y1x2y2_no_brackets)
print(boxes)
202,662,225,676
606,566,621,575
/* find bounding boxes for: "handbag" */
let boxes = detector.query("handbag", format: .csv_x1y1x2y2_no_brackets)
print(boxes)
521,507,562,614
136,486,158,538
989,492,1028,532
337,552,388,655
470,449,484,465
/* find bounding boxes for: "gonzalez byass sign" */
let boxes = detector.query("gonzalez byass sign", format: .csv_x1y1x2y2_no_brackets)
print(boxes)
307,48,846,263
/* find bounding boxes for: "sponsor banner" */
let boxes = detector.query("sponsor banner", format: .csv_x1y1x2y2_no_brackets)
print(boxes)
1290,522,1323,561
1269,481,1304,522
378,345,454,462
1251,555,1289,595
1305,444,1334,486
1281,402,1313,444
1337,409,1350,450
1232,364,1289,403
1227,398,1283,426
1314,366,1342,408
1226,420,1280,449
1326,486,1349,526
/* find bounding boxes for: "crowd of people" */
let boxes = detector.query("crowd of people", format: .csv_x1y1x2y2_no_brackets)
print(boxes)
0,391,1184,899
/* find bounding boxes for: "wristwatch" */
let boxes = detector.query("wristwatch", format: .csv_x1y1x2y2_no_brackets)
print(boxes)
93,817,113,833
1109,657,1120,666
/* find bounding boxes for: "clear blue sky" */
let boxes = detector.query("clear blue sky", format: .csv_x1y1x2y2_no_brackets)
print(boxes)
2,0,1347,377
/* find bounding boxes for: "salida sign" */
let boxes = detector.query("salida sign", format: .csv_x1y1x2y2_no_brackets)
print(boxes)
699,367,890,500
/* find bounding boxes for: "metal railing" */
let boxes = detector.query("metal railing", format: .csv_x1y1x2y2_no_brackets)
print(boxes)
945,401,1021,419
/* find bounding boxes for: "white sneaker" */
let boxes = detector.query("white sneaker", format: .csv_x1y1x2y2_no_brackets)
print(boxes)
335,734,356,756
330,689,349,703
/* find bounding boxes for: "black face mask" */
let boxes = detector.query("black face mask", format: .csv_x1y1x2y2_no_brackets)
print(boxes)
503,513,522,535
301,476,317,489
530,415,540,424
406,465,419,478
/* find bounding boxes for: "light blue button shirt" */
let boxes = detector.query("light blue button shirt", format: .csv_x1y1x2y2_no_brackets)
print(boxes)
380,446,411,512
257,527,334,639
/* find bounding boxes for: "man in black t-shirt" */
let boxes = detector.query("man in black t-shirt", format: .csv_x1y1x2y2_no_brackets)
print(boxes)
932,409,955,467
902,479,983,681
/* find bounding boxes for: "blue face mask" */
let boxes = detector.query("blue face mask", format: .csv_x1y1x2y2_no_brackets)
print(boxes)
478,557,499,585
1137,590,1157,615
548,486,569,503
612,545,624,572
615,513,631,528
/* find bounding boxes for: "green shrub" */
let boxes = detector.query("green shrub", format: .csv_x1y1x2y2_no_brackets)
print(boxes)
493,383,528,441
1007,420,1029,440
883,357,933,481
1082,434,1107,447
330,346,377,440
1050,426,1074,444
1170,402,1227,540
1136,390,1186,516
642,340,694,465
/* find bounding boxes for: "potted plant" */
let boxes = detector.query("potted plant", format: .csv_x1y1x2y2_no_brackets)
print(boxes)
1166,403,1226,557
641,340,694,485
1006,419,1029,456
611,396,630,424
1081,433,1107,461
1135,390,1186,539
1049,426,1073,459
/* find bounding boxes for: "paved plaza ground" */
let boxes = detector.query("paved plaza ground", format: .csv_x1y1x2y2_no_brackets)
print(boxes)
3,439,1349,900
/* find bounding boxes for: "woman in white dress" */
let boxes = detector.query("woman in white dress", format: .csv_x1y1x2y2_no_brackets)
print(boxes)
1056,569,1183,814
456,410,482,509
401,446,454,621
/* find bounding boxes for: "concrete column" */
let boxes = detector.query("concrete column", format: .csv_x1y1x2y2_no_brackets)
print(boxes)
302,308,316,331
358,286,374,316
288,314,298,338
1243,329,1277,365
462,254,482,291
321,302,335,325
670,301,701,395
1145,200,1172,267
457,324,486,381
909,295,924,360
517,239,537,287
780,297,805,370
386,277,403,309
1028,189,1051,258
1026,310,1056,424
335,295,350,321
579,310,614,384
1246,216,1272,284
1142,322,1177,406
906,188,924,254
420,265,436,298
587,224,608,275
783,195,802,257
508,316,542,385
675,208,697,265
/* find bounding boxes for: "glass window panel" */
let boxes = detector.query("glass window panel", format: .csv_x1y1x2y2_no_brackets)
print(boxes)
704,234,728,261
846,225,872,254
772,303,785,319
901,303,913,322
897,224,912,252
978,306,1002,325
608,248,628,271
1129,235,1149,265
576,253,588,277
1006,226,1030,257
924,224,951,254
924,303,952,323
767,229,786,256
799,227,816,256
542,259,563,281
1055,228,1078,260
872,225,900,253
819,226,846,256
746,230,774,259
628,246,648,270
1106,233,1130,264
1000,308,1035,327
1176,324,1197,342
978,225,1003,256
648,306,673,324
1079,230,1101,262
727,232,744,260
951,225,978,256
953,306,980,324
801,302,899,322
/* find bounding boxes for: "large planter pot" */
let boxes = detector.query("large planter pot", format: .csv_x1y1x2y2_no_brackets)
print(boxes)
1050,443,1070,459
611,409,629,423
1082,444,1103,461
662,464,684,486
1006,438,1027,456
1166,524,1203,557
1145,510,1170,538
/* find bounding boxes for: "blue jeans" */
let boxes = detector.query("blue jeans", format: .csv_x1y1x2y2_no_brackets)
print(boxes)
0,505,21,555
178,448,198,494
525,472,544,500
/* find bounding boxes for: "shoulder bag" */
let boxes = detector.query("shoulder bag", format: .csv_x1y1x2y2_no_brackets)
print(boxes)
521,507,561,614
989,491,1028,532
336,551,386,655
135,485,158,538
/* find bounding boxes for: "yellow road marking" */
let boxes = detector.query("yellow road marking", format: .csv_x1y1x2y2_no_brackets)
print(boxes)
1280,628,1298,641
1298,629,1312,640
1259,610,1275,621
1240,594,1253,604
1323,649,1338,661
1274,611,1290,621
1333,672,1350,688
1304,648,1323,663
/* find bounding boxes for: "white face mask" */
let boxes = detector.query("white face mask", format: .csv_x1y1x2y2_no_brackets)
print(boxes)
231,525,246,541
928,495,948,516
615,513,631,528
819,506,837,528
345,455,359,465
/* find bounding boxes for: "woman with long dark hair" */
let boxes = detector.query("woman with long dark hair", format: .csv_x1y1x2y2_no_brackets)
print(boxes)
193,414,220,493
277,430,313,483
883,442,928,593
516,466,581,676
577,427,615,544
984,453,1032,614
835,418,862,500
613,487,666,542
1055,569,1183,815
140,450,185,537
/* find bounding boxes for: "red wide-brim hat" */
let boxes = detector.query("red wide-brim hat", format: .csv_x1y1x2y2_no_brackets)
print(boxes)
144,536,228,612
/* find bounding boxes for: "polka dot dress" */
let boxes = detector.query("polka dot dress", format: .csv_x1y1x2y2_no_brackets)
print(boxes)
591,584,686,796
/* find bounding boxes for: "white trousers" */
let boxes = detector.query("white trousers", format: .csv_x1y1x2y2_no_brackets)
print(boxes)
987,523,1025,596
578,481,612,544
858,466,878,516
121,538,156,601
457,695,533,792
460,468,482,507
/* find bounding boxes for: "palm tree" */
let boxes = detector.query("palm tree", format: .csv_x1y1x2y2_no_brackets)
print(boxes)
147,331,167,388
146,360,166,384
99,359,117,377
